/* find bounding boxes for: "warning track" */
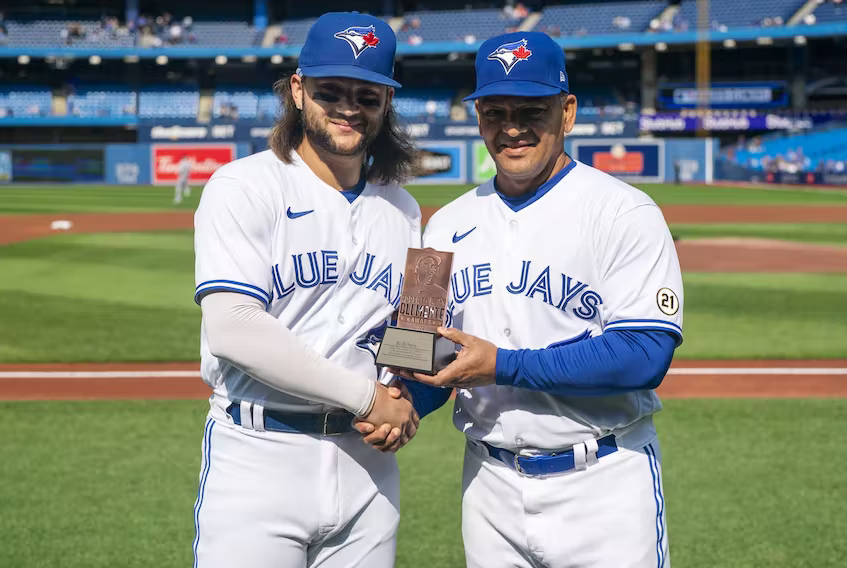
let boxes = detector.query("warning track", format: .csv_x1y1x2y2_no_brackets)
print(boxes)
0,361,845,400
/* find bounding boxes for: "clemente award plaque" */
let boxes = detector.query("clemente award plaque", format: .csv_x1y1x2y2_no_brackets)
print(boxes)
375,248,456,374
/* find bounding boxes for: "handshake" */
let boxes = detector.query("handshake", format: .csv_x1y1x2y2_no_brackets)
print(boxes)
353,381,420,453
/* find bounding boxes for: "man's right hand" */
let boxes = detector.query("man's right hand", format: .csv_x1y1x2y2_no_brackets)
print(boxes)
356,383,418,452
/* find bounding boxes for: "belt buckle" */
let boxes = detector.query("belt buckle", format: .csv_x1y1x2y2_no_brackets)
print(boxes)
512,454,525,474
322,413,345,436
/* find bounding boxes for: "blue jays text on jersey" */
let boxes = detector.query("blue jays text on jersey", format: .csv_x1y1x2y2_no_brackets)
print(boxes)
449,259,603,320
271,250,404,306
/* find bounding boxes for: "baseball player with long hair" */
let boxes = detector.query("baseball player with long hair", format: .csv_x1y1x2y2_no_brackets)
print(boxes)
404,31,683,567
192,13,423,568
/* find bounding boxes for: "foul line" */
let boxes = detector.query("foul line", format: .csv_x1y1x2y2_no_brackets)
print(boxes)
668,368,847,376
0,368,846,379
0,371,202,379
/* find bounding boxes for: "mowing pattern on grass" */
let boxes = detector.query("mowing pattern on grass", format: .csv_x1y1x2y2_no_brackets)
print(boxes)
678,273,847,359
0,232,198,362
1,400,844,568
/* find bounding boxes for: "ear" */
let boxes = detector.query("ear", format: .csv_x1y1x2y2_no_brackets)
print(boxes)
561,94,577,134
384,86,394,117
474,100,482,132
290,73,304,111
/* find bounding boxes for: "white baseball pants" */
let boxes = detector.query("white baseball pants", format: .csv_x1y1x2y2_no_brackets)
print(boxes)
192,413,400,568
461,433,669,568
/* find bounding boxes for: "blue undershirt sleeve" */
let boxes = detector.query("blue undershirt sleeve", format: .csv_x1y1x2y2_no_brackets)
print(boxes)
495,329,678,396
400,379,453,419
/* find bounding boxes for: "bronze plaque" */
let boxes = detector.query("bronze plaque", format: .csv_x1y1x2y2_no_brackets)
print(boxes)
375,248,455,374
396,248,453,332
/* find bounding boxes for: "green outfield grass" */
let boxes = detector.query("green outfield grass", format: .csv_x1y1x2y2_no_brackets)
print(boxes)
0,185,203,214
671,223,847,245
1,231,845,362
1,399,844,567
2,181,847,215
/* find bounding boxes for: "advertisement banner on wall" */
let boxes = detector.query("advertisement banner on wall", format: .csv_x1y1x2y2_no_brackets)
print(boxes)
572,139,665,182
0,151,11,182
151,144,236,185
407,141,466,185
472,141,496,184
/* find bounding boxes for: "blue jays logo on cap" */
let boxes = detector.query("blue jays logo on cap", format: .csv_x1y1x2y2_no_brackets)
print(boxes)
464,31,568,101
488,38,532,75
297,12,401,88
334,25,381,59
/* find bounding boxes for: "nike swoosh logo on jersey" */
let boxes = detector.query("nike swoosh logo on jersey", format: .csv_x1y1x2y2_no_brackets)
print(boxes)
286,207,314,219
452,227,476,243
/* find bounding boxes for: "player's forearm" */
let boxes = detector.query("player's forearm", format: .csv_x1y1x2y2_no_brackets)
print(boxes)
201,292,376,416
495,329,677,396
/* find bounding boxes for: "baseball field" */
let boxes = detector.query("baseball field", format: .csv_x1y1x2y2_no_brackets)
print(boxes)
1,182,846,567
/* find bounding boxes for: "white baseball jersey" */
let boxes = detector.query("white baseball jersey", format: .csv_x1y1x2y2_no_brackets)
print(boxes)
194,149,421,414
423,159,683,451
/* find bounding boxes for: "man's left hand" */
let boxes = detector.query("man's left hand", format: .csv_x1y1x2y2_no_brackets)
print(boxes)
394,327,498,388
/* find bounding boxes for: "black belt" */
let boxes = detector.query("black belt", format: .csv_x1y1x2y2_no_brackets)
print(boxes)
483,434,618,476
226,402,355,435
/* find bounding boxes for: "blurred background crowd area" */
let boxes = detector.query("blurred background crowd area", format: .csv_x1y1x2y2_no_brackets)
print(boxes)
0,0,846,182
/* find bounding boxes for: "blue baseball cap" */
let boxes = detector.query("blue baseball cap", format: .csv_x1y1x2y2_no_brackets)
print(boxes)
464,31,568,101
297,12,401,88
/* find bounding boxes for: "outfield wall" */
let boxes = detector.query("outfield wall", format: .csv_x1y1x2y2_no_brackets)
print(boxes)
0,138,717,185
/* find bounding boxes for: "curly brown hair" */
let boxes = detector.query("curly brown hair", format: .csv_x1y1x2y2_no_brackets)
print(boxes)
268,75,415,185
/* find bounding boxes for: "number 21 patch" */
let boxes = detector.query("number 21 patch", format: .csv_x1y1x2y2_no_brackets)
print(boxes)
656,288,679,315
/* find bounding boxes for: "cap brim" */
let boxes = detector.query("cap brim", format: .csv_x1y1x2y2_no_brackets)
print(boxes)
463,80,564,101
298,64,401,88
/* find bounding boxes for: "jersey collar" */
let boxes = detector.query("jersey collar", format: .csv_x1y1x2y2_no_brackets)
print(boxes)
494,157,577,212
340,174,367,204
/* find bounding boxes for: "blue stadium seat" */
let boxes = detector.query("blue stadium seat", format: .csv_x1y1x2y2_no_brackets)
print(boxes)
257,92,280,120
0,87,53,117
138,88,199,119
67,86,136,117
675,0,805,30
213,88,259,119
396,9,523,43
4,19,134,47
393,89,453,119
535,1,666,35
812,1,847,23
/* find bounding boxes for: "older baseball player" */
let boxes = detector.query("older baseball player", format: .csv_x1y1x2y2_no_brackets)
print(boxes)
192,13,424,568
404,31,683,567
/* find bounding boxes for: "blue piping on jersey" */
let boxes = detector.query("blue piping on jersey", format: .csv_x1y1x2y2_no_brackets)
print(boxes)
494,157,577,212
194,286,269,307
193,418,215,568
645,443,666,568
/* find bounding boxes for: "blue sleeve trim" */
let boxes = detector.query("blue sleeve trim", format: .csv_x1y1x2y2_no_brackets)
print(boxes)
605,319,682,346
194,280,271,307
606,319,682,333
400,379,452,419
495,329,677,397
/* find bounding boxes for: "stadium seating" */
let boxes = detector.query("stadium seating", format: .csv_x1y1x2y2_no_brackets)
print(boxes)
675,0,805,30
189,22,257,47
4,19,133,47
730,127,847,171
393,89,453,119
67,86,136,117
138,87,199,119
535,1,666,35
213,88,258,119
257,92,280,120
0,87,53,117
812,1,847,23
275,18,318,45
395,9,523,43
